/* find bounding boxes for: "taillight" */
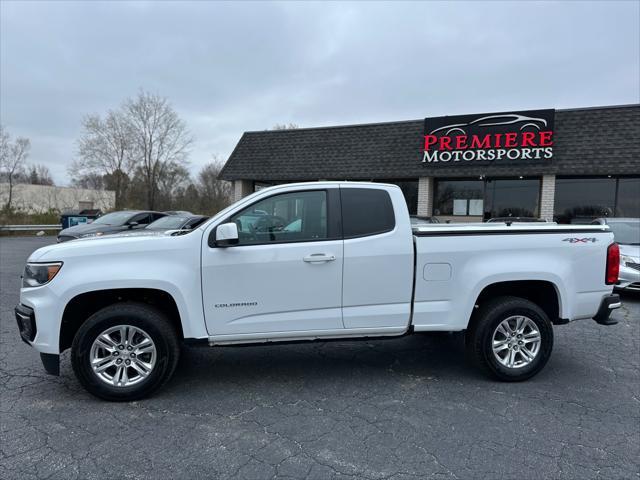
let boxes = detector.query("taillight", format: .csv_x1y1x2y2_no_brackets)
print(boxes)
606,243,619,285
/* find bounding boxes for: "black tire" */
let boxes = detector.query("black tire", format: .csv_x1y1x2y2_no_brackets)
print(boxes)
71,302,180,401
466,296,553,381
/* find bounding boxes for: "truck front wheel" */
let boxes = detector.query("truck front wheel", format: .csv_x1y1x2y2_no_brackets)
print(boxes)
71,302,180,401
466,296,553,381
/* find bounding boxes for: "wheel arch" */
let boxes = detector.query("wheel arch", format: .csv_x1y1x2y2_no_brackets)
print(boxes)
59,288,184,353
468,280,562,331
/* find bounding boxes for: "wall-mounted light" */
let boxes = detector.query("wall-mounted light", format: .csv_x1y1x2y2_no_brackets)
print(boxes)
519,176,523,179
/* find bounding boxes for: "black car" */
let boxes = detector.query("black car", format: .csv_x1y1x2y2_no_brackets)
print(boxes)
56,211,167,242
144,214,209,232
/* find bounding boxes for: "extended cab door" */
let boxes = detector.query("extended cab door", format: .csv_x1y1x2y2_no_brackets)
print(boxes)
201,186,344,337
340,185,415,330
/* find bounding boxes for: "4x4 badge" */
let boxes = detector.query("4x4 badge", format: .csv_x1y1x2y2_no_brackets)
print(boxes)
563,237,597,243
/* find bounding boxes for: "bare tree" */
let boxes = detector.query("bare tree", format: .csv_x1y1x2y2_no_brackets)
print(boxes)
123,91,193,210
197,156,232,214
71,172,105,190
75,110,135,209
0,126,31,211
271,123,299,130
0,125,8,166
155,162,192,210
29,163,55,186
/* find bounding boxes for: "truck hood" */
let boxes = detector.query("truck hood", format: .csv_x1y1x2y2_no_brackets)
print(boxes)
29,231,196,262
619,243,640,260
58,223,126,237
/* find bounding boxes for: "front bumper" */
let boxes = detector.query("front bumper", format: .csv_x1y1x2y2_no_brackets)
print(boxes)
15,304,36,344
616,282,640,292
592,294,621,325
16,304,60,375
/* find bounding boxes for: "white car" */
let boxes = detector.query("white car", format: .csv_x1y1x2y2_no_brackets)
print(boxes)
591,218,640,292
16,182,621,401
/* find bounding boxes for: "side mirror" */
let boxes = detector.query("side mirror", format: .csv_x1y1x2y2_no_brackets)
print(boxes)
127,221,139,229
215,222,239,247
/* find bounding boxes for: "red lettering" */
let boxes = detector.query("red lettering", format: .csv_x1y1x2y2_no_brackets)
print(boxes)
470,135,491,149
455,135,468,150
521,132,536,147
539,131,553,146
424,135,438,150
494,133,502,148
504,132,518,148
439,136,453,151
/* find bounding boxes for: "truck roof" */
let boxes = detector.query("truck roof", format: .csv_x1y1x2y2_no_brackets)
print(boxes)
256,181,401,191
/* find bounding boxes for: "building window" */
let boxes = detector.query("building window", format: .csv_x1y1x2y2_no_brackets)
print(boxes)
484,178,541,218
433,179,484,216
434,178,541,219
554,177,639,223
616,177,640,217
375,179,418,215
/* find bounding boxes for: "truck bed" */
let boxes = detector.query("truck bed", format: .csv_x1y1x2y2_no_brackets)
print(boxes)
411,223,613,331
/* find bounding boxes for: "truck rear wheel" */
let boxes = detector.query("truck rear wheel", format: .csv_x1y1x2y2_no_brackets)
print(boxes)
466,296,553,381
71,302,180,401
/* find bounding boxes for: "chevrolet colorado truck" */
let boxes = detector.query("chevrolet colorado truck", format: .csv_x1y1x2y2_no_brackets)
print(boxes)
16,182,621,401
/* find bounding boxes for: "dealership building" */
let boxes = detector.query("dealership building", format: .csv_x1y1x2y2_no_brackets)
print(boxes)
220,104,639,223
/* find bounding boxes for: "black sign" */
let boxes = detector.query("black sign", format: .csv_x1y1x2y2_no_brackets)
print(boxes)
422,109,555,165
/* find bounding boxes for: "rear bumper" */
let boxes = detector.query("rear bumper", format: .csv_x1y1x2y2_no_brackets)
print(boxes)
592,294,621,325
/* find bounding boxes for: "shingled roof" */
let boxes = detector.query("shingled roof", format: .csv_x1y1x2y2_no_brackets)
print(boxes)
219,105,640,181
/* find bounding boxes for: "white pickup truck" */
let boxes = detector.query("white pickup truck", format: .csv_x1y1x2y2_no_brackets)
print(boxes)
16,182,622,401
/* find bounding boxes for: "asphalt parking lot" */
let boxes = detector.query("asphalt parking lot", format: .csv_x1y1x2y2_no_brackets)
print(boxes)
1,236,638,479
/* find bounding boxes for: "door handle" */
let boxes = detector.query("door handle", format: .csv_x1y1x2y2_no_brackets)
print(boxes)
303,253,336,263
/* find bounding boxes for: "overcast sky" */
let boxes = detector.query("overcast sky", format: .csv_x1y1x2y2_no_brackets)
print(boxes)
1,1,638,185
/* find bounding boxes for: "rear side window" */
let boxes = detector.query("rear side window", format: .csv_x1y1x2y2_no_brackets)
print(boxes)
341,188,395,238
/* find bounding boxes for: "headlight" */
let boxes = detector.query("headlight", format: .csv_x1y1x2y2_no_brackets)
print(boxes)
22,262,63,288
79,232,102,238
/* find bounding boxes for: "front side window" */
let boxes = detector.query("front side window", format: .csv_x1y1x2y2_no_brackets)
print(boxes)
230,190,327,245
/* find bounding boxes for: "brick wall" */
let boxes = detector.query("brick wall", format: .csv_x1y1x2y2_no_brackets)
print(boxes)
417,177,434,216
540,175,556,221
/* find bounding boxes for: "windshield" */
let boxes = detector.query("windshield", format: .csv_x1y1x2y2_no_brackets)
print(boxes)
608,221,640,245
148,216,188,229
92,212,135,226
